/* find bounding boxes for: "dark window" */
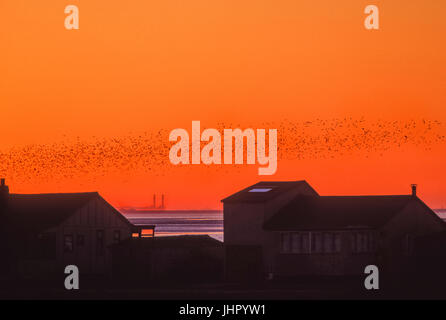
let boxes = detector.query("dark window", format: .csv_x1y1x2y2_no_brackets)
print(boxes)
64,235,74,253
351,233,356,252
290,233,302,253
113,230,121,243
352,232,374,253
289,232,310,254
76,234,85,247
302,233,310,253
323,233,334,253
334,233,342,252
312,233,323,253
359,232,368,252
282,232,344,254
368,233,376,252
96,230,104,256
280,233,290,253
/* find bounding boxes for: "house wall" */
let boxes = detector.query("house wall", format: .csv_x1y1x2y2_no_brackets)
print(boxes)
272,230,378,276
224,184,319,245
55,196,132,275
273,199,446,278
380,198,446,275
223,183,318,279
148,246,223,282
111,240,224,283
224,187,446,280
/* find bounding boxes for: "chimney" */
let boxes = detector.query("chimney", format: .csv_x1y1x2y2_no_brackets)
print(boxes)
0,178,9,209
161,194,165,209
411,184,417,197
152,194,156,208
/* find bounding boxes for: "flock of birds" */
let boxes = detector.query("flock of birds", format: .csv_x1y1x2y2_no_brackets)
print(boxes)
275,118,445,161
0,118,444,185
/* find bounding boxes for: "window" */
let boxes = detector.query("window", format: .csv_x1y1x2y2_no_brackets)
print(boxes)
141,229,154,238
312,233,323,253
302,233,310,253
352,232,374,253
316,232,341,253
362,233,369,252
323,233,334,253
64,235,74,253
356,232,365,253
351,233,356,252
281,232,310,254
290,233,310,253
76,234,85,247
291,233,302,253
249,188,272,192
361,233,369,252
368,233,376,252
96,230,104,256
282,232,341,254
334,233,342,253
132,232,140,238
113,230,121,243
281,233,290,253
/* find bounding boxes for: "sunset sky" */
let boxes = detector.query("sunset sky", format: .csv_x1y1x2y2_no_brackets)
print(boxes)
1,0,445,209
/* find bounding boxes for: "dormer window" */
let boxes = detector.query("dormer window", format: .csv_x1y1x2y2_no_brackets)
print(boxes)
248,188,272,193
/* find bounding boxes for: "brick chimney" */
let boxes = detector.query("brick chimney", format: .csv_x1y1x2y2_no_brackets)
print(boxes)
411,184,417,197
0,178,9,209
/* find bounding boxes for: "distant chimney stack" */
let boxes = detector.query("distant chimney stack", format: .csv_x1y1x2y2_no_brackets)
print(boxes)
161,194,165,209
0,178,9,208
411,184,417,197
153,194,156,208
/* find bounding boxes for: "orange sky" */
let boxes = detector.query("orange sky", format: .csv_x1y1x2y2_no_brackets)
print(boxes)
1,1,446,209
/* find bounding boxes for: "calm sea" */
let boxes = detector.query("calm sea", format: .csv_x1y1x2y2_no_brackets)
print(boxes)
436,210,446,221
122,209,446,243
122,210,223,242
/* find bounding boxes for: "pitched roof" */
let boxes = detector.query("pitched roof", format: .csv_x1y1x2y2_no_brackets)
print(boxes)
6,192,129,232
221,181,318,203
263,195,416,231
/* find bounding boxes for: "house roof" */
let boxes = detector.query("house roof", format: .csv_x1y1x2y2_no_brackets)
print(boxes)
221,180,317,203
6,192,131,232
263,195,417,231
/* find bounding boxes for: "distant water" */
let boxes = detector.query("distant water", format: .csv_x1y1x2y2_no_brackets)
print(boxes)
122,210,223,242
123,209,445,243
435,209,446,221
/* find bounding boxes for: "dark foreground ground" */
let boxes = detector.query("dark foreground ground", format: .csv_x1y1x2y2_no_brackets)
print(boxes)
1,276,445,300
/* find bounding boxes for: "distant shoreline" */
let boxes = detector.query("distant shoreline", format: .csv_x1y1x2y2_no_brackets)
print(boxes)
120,209,223,214
124,209,444,214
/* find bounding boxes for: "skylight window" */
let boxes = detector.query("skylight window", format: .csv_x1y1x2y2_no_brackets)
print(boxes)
249,188,273,193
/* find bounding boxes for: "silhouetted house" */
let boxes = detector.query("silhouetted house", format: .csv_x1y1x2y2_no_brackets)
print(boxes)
0,179,154,278
222,181,446,280
111,235,223,284
413,230,446,286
